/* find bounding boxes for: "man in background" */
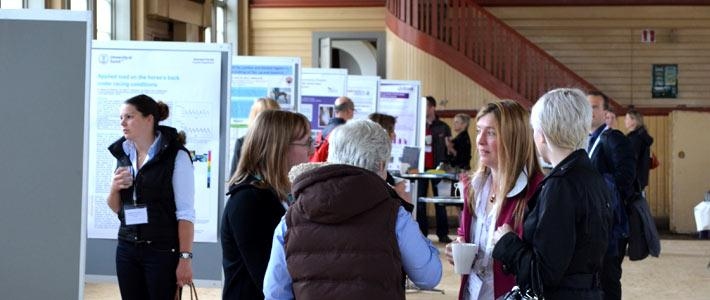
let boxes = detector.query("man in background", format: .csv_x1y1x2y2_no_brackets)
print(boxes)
418,96,453,243
311,96,355,162
587,91,636,300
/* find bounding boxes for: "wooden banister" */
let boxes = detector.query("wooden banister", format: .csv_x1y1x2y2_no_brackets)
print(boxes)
386,0,622,110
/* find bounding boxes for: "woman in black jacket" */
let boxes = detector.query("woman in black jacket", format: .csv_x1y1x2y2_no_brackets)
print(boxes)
492,88,613,300
221,110,312,299
446,113,472,171
625,109,654,190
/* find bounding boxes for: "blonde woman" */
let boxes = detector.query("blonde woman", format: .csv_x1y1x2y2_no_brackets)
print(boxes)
221,110,312,299
229,97,280,176
446,113,473,171
446,100,544,300
625,108,654,190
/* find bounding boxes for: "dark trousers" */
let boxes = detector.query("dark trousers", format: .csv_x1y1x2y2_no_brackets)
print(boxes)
416,179,449,238
601,238,628,300
116,239,179,300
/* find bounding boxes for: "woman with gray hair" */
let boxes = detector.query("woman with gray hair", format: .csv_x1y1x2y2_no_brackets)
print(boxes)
263,120,442,299
491,88,612,300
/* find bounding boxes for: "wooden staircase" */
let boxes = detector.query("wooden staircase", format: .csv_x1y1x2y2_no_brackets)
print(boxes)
385,0,622,110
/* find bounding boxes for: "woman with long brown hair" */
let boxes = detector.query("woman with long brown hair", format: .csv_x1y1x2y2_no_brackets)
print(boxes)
220,110,312,299
446,100,545,300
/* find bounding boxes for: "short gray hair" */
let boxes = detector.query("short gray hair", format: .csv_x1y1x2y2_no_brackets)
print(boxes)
531,88,592,150
327,119,391,173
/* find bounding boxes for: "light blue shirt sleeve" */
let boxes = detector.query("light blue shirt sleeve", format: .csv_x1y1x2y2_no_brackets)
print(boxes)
263,217,293,300
396,206,442,289
173,150,195,222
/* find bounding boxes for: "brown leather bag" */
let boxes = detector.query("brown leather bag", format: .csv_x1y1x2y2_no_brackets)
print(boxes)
649,152,660,170
174,282,198,300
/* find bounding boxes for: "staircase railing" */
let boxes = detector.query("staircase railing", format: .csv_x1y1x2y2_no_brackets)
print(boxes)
386,0,619,110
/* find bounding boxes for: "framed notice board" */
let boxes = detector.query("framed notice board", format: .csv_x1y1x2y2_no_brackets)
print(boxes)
652,64,678,98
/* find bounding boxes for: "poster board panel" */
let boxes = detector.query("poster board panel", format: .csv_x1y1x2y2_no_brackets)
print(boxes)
86,41,231,281
0,10,91,299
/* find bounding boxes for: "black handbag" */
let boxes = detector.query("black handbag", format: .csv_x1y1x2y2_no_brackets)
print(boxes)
503,258,544,300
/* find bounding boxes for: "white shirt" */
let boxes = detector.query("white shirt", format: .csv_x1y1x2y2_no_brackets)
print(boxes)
466,176,496,300
466,171,530,300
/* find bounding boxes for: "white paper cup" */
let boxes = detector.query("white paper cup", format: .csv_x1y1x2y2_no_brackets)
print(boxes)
452,243,478,274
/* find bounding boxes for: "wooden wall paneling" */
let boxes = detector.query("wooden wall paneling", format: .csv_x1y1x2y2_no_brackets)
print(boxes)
487,6,710,108
386,30,501,112
249,7,386,64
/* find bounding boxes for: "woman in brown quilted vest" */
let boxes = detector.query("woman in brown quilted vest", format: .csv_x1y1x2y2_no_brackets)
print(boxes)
263,120,442,300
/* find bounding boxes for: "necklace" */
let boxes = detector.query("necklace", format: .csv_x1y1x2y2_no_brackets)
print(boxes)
489,193,496,203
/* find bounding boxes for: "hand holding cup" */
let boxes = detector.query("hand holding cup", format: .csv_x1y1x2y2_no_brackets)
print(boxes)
111,166,133,191
451,242,478,275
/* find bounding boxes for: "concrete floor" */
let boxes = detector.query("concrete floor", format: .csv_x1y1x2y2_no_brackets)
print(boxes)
84,236,710,300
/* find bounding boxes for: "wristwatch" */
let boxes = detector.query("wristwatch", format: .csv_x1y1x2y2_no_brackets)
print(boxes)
179,251,193,260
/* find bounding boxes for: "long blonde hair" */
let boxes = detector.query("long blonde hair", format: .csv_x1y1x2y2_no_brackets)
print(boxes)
468,100,540,229
229,110,310,200
247,97,280,127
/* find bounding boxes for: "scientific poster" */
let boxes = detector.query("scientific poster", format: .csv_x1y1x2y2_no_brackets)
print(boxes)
299,68,348,131
346,75,379,120
377,80,421,171
229,56,300,175
88,42,225,242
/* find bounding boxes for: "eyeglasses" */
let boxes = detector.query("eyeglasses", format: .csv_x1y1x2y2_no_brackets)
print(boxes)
291,136,314,148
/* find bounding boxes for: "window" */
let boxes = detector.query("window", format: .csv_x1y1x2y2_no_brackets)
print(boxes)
215,3,225,43
70,0,88,10
205,0,226,43
0,0,24,9
96,0,113,40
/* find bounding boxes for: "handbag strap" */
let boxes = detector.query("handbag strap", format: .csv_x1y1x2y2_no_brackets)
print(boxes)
174,283,199,300
529,258,544,299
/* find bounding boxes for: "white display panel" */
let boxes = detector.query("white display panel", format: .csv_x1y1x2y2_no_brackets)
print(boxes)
229,56,300,175
299,67,348,131
377,80,422,171
346,75,379,121
88,41,229,243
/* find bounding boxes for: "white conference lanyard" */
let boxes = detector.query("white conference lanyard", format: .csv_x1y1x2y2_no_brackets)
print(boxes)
588,126,609,158
473,179,497,278
125,155,148,225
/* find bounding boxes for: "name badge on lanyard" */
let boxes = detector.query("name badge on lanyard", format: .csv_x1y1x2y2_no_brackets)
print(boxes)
124,204,148,225
124,164,147,225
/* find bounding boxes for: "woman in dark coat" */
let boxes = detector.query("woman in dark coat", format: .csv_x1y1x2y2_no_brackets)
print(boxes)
625,109,654,190
492,88,613,300
446,113,472,171
221,110,311,299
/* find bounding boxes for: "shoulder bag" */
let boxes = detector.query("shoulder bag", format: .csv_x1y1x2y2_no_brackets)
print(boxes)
503,256,544,300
